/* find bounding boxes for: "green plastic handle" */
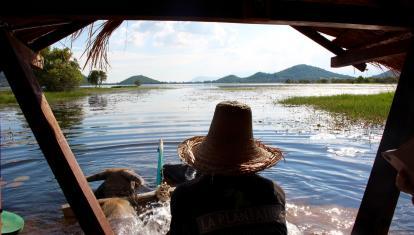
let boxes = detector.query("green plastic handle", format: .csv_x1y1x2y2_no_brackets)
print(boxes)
156,139,164,186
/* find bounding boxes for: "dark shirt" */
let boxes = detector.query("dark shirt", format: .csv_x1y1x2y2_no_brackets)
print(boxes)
169,174,287,235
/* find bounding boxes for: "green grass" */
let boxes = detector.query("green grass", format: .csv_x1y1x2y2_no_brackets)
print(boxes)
279,92,395,124
0,86,163,105
0,91,17,104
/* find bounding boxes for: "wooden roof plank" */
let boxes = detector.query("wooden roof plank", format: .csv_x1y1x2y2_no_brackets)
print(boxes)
331,39,411,68
29,21,93,52
1,1,413,30
332,30,407,49
293,26,366,71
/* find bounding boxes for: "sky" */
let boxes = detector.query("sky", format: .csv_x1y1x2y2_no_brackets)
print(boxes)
55,21,385,83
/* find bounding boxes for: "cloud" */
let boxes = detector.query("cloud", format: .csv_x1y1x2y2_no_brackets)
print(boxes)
111,21,236,51
65,21,384,83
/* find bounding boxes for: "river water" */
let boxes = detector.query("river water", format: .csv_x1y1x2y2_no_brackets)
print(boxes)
1,83,411,234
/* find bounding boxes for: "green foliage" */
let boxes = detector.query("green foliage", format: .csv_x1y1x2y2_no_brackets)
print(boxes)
134,80,141,86
280,92,395,124
0,91,16,104
0,87,153,105
283,76,397,84
87,70,107,87
356,76,365,83
35,47,83,91
319,78,328,84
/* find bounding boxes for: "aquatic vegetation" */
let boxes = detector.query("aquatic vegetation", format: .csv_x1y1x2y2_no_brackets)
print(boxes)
0,86,165,105
279,92,395,124
0,90,16,104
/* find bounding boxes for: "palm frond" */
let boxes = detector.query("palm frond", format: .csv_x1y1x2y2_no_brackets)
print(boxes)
82,20,123,70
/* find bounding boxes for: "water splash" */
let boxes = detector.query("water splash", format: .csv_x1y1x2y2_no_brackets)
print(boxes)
327,147,367,157
107,201,356,235
310,133,337,140
130,202,171,235
286,203,356,234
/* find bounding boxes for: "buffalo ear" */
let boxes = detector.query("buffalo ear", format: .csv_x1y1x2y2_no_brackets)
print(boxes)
86,170,109,182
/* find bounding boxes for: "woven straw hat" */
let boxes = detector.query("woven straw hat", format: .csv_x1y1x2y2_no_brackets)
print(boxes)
178,101,283,175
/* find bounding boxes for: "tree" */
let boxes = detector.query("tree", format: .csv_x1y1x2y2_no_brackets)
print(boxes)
319,78,328,83
356,76,365,83
35,47,83,91
87,70,107,87
134,80,141,86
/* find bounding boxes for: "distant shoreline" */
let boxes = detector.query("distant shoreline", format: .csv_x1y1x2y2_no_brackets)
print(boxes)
0,86,167,105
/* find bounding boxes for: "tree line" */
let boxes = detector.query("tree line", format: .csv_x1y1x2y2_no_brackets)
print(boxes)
35,47,107,91
285,76,398,84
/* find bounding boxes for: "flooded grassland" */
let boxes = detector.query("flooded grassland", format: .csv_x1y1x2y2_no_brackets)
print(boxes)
2,83,411,234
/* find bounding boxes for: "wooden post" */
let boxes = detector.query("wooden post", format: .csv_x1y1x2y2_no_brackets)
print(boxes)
0,29,113,234
352,40,414,234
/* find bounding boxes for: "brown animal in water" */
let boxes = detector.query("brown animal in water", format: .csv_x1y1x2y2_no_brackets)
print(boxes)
101,198,139,234
87,168,145,199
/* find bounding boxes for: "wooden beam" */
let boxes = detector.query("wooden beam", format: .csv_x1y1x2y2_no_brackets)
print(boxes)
0,29,113,234
12,21,72,31
12,40,44,69
352,40,414,234
0,1,413,30
334,31,413,51
331,39,412,68
293,26,366,72
29,21,93,52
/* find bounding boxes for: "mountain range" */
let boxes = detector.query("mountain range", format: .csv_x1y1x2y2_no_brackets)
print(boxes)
0,65,399,87
371,70,399,78
213,64,354,83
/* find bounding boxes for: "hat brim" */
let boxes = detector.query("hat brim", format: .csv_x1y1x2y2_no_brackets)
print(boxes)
178,136,283,175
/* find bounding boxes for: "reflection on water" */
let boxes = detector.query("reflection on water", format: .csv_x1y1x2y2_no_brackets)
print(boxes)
52,102,85,130
2,84,411,234
88,94,108,110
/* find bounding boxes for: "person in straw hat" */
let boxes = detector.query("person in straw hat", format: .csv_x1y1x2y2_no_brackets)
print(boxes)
169,101,287,235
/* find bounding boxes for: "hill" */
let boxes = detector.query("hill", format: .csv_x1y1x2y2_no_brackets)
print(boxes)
244,72,277,83
214,64,353,83
119,75,162,85
215,75,244,83
371,70,399,78
275,64,352,80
